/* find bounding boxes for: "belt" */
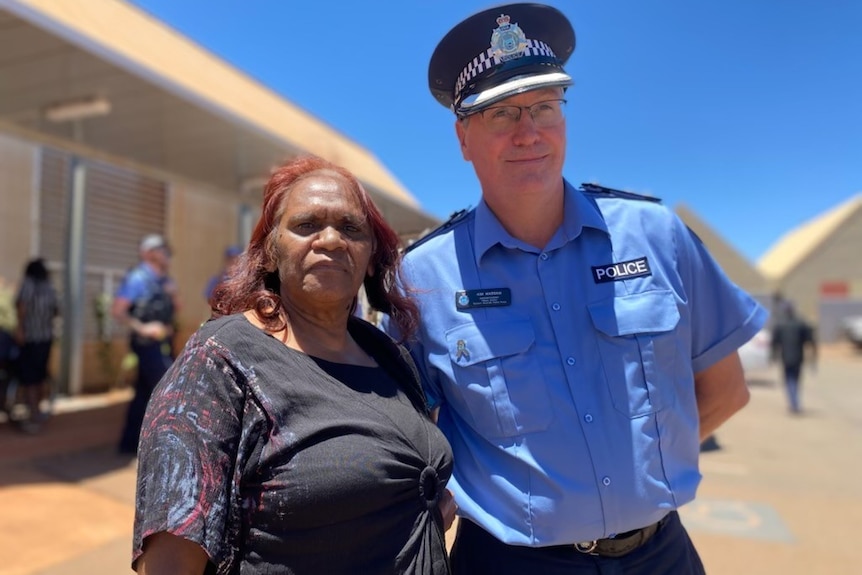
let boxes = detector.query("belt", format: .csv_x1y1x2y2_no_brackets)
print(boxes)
571,514,669,558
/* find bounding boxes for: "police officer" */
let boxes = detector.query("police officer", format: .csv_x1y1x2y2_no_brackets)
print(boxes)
393,4,768,573
112,234,179,455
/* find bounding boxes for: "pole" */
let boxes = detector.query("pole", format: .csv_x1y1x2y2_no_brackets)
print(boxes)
59,157,87,396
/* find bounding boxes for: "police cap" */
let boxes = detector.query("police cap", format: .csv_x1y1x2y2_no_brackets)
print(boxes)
429,3,575,116
139,233,170,255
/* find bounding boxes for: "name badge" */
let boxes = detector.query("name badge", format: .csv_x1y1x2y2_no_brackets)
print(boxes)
592,257,651,283
455,288,512,309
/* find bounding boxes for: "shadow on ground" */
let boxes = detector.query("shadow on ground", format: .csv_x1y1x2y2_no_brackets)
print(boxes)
0,401,132,488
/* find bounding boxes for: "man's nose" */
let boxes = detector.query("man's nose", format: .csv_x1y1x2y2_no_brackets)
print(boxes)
511,111,540,142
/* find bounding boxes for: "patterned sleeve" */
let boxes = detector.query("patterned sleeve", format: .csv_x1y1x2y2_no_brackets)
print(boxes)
132,331,248,571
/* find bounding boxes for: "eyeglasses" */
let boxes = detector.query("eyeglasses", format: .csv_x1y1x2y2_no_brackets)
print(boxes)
475,99,567,133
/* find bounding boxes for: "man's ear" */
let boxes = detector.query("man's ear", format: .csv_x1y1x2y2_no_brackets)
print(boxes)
455,118,471,161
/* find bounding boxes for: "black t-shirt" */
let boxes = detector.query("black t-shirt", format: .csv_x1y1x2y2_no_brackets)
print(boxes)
772,318,815,368
133,314,453,574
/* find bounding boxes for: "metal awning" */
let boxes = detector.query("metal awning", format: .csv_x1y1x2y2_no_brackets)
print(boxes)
0,0,439,237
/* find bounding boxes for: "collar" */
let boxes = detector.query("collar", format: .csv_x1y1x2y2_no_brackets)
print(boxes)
473,179,609,265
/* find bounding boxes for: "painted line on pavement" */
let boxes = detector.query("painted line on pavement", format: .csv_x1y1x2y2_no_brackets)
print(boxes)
680,498,794,543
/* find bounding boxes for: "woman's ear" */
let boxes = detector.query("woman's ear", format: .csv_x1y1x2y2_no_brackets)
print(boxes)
262,251,277,273
263,237,278,272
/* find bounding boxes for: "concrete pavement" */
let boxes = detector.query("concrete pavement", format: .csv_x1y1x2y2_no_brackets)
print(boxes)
0,389,136,575
1,346,859,575
679,344,862,574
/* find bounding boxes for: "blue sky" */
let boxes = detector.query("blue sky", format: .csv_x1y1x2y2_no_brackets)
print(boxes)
128,0,861,262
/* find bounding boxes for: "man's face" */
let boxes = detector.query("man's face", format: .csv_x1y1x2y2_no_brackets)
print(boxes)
456,88,567,202
146,246,171,272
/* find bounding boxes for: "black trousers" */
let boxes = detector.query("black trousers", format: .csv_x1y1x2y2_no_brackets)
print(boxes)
450,511,705,575
118,339,172,454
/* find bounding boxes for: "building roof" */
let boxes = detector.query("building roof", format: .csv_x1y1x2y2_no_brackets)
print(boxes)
674,203,768,294
0,0,439,235
758,193,862,279
5,0,415,204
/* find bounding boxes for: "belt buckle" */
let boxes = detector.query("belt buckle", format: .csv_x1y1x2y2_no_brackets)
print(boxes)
574,540,598,554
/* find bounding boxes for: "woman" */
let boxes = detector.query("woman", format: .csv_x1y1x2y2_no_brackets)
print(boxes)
133,155,455,575
14,257,59,434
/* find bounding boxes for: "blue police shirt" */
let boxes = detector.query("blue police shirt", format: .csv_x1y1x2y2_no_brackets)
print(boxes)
116,262,176,325
116,262,164,303
395,180,767,546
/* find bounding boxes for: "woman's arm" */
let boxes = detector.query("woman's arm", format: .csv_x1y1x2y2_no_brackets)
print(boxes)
137,532,209,575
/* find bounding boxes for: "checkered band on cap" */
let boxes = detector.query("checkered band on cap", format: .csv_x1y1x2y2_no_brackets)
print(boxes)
454,39,556,102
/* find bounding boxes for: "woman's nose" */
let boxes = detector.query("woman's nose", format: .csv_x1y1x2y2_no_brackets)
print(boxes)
315,226,345,249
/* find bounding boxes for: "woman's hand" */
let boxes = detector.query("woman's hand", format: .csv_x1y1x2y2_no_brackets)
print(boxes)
438,488,458,532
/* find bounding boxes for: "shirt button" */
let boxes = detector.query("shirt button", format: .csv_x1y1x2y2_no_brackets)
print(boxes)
602,477,611,486
552,303,561,311
540,253,549,260
584,414,593,423
566,357,575,365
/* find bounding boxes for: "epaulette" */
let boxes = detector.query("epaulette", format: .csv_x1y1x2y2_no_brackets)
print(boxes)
403,207,471,254
580,182,662,203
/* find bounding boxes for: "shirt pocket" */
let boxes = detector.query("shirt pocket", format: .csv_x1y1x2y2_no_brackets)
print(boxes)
444,319,552,438
587,290,681,418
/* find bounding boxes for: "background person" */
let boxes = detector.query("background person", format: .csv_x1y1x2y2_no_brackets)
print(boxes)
133,155,455,575
14,257,59,433
112,234,178,455
770,302,817,414
0,277,19,420
203,244,242,303
389,4,768,574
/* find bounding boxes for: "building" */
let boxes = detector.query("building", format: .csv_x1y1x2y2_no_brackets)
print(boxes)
0,0,439,395
674,204,769,298
758,193,862,340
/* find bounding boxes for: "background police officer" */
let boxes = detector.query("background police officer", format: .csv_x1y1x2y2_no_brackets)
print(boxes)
112,234,179,455
392,3,768,573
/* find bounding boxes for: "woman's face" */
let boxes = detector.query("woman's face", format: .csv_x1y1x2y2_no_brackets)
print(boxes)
270,172,374,312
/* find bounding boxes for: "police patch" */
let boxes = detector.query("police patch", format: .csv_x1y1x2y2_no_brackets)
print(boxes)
591,257,651,283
